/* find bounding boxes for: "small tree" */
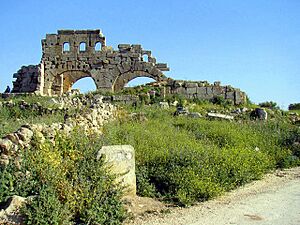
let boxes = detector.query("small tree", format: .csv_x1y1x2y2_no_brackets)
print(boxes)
259,101,279,110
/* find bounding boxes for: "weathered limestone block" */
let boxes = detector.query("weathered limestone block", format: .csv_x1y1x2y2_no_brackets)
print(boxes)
186,87,197,95
212,86,224,96
234,91,245,105
16,127,34,143
0,139,13,155
0,195,30,224
207,112,234,120
185,82,198,88
225,91,235,100
96,145,136,196
159,102,169,109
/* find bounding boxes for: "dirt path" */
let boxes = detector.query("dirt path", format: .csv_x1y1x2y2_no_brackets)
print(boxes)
129,167,300,225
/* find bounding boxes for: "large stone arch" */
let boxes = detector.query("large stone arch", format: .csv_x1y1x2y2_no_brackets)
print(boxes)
49,70,97,95
112,69,166,92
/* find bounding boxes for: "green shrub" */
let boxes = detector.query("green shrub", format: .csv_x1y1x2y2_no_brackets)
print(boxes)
0,130,126,224
259,101,279,110
288,103,300,110
103,108,280,205
22,185,72,225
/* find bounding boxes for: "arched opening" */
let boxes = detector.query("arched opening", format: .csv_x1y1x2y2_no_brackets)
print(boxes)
72,77,97,93
142,54,149,62
63,42,70,52
95,42,102,51
125,77,155,88
50,71,96,96
113,69,165,92
79,42,86,52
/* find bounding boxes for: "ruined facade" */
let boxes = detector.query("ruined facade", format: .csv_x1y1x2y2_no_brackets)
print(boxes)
12,29,169,95
12,29,246,104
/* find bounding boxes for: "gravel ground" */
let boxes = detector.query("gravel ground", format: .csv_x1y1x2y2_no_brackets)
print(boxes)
129,167,300,225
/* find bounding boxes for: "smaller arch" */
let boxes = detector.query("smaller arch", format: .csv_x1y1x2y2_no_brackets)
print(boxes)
112,70,166,92
72,77,97,93
63,42,70,52
79,42,86,52
95,42,102,51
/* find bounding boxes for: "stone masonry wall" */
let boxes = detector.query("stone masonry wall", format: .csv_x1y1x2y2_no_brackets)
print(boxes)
12,65,41,93
165,80,246,105
12,29,169,96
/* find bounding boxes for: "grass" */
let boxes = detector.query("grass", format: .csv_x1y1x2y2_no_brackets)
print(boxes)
0,94,299,224
102,105,300,205
0,103,65,137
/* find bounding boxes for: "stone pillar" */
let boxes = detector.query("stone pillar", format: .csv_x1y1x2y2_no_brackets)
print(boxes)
96,145,136,196
60,74,64,96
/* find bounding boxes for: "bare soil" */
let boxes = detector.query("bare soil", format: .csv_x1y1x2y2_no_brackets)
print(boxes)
125,167,300,225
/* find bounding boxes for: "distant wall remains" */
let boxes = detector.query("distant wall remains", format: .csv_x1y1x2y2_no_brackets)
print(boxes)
162,80,246,105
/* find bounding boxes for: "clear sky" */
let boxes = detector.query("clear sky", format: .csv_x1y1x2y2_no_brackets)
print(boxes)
1,0,299,108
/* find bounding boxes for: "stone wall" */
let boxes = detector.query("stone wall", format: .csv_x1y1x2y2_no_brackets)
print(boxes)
0,96,116,168
12,65,41,93
155,80,246,105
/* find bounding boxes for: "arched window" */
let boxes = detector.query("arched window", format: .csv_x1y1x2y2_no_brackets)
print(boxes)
142,54,149,62
79,42,86,52
63,42,70,52
95,42,101,51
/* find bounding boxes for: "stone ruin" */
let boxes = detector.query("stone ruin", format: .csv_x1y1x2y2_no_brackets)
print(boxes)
12,29,169,96
11,29,246,104
166,80,246,105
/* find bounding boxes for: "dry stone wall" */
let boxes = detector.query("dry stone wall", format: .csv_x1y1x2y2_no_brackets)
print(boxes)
0,96,116,168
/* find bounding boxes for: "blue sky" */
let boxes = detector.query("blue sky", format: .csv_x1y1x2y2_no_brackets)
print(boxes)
1,0,299,108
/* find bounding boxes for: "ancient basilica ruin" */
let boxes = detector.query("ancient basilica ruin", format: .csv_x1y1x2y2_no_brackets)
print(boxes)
12,29,246,104
12,29,169,95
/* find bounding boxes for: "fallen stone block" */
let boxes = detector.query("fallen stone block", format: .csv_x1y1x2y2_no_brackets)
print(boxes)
207,112,234,120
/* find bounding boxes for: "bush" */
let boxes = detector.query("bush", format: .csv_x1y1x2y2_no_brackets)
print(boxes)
211,96,233,107
288,103,300,111
0,130,126,224
259,101,279,110
22,185,72,225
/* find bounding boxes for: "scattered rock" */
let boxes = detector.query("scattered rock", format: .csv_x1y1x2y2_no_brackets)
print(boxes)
159,102,169,109
187,112,202,118
16,127,33,143
173,106,189,116
250,108,268,120
207,112,234,120
130,112,148,122
0,154,9,166
0,139,13,155
0,195,27,225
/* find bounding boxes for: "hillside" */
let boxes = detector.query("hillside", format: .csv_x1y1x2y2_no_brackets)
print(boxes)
0,91,299,224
